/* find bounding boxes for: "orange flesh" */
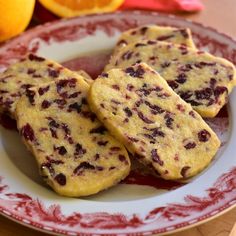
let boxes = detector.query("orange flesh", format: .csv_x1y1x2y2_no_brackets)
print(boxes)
54,0,112,10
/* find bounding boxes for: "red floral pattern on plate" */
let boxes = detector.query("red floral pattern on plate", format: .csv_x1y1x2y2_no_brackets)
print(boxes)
0,167,235,235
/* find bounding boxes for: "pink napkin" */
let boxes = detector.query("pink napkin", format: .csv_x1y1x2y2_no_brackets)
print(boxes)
120,0,204,12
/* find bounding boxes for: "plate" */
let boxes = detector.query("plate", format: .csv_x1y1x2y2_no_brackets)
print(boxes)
0,10,235,236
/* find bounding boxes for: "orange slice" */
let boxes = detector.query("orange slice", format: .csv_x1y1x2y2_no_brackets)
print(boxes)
38,0,125,18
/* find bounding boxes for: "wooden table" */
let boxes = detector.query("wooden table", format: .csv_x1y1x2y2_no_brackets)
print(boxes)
0,0,236,235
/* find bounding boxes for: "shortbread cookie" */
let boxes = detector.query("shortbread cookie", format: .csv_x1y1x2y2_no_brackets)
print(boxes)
15,77,130,197
115,25,196,53
76,70,93,84
88,63,221,180
105,40,236,117
0,54,90,118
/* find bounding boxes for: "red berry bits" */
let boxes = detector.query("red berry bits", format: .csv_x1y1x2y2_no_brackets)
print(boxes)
16,74,130,197
21,123,35,142
89,63,221,180
106,37,236,118
198,129,211,142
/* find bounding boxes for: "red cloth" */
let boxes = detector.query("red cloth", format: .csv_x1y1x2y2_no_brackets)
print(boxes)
120,0,204,12
33,0,204,24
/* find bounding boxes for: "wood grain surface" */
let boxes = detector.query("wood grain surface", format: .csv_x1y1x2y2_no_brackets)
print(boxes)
0,0,236,235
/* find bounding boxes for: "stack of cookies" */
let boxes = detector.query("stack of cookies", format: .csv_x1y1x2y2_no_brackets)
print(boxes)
0,25,235,197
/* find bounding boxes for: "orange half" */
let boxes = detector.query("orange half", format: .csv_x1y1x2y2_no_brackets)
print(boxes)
38,0,125,18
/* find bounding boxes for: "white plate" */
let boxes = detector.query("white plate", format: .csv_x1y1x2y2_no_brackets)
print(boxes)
0,11,235,236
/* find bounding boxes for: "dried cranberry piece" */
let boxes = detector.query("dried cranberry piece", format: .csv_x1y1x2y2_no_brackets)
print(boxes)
68,92,80,98
187,100,202,106
179,64,193,72
41,162,55,176
210,78,217,88
179,29,189,38
122,51,133,60
148,127,165,137
143,133,155,141
73,162,95,175
38,85,50,96
147,40,157,45
179,45,188,55
28,54,45,62
157,35,174,41
41,100,51,109
61,123,71,135
199,62,216,66
118,155,126,162
26,89,35,105
81,111,96,122
48,119,60,128
94,154,100,160
111,99,120,105
137,111,154,124
56,78,76,92
140,26,148,34
135,43,146,47
145,101,164,114
125,66,145,78
179,91,192,100
90,126,107,134
135,99,143,107
189,111,195,118
127,84,134,91
228,74,233,81
21,123,35,142
214,86,228,97
27,68,36,74
100,72,108,78
181,166,190,178
74,143,86,156
167,80,179,89
110,147,121,151
97,166,104,171
151,149,163,166
97,140,108,146
48,68,60,78
112,84,120,90
68,102,82,113
164,113,174,129
50,128,58,139
123,107,132,117
161,62,170,68
198,129,211,142
127,135,139,143
184,142,196,149
54,146,67,155
54,99,66,106
54,173,66,186
176,73,187,84
195,87,213,100
177,104,185,112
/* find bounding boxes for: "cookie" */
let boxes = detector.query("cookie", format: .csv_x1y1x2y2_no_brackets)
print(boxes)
15,76,130,197
88,63,221,180
76,70,93,84
0,53,90,118
115,25,196,53
105,40,236,117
